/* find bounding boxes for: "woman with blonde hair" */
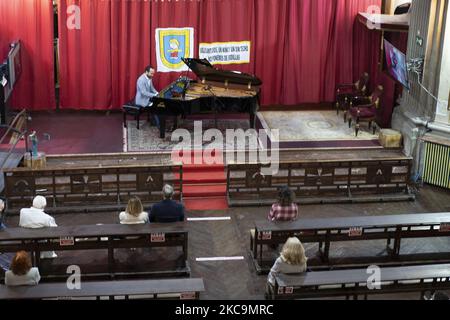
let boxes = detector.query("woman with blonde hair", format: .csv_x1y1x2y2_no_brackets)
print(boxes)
266,237,307,297
5,251,41,286
119,196,149,224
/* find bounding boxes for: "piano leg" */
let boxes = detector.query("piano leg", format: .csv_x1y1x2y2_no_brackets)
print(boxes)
172,115,178,132
159,115,166,139
249,110,256,129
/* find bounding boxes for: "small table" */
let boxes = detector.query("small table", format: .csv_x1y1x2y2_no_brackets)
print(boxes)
379,129,402,148
24,152,46,169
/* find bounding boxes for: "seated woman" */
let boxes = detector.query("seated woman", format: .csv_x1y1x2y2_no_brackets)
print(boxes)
5,251,41,286
266,237,307,298
268,186,299,222
119,196,149,225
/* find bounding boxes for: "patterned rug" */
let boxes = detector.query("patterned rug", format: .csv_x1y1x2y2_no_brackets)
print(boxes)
258,110,380,141
125,118,256,152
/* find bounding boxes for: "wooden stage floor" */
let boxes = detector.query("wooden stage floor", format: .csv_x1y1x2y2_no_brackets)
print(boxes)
26,110,385,156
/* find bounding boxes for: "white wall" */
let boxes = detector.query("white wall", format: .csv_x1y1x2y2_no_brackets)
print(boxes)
435,4,450,124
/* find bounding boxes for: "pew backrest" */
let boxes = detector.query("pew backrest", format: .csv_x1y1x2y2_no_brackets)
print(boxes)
273,264,450,299
0,278,205,300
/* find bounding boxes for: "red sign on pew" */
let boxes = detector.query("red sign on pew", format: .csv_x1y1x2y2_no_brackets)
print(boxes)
348,227,363,237
259,231,272,240
59,236,75,246
150,233,166,243
57,296,73,300
180,292,197,300
277,287,293,295
285,287,294,294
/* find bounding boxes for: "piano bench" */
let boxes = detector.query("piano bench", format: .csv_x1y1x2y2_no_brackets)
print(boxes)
122,104,151,130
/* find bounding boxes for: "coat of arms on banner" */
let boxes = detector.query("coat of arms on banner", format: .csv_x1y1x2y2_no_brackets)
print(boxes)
155,28,194,73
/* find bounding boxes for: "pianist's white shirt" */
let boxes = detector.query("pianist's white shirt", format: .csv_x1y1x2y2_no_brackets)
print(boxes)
19,207,57,228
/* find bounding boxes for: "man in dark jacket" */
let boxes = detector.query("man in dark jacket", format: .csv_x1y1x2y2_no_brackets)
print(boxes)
149,184,185,223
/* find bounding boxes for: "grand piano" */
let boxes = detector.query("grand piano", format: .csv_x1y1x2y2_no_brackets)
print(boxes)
151,58,262,138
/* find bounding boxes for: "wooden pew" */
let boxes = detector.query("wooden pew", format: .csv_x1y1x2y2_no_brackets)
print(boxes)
0,278,205,300
0,223,189,279
271,264,450,300
3,163,183,214
227,155,414,206
252,213,450,274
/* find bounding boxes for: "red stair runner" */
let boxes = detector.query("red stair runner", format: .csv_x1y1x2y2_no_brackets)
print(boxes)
174,150,229,211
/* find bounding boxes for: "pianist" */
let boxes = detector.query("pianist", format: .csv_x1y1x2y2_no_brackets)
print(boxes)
135,65,160,128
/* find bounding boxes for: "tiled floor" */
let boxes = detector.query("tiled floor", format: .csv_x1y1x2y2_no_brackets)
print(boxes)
4,185,450,300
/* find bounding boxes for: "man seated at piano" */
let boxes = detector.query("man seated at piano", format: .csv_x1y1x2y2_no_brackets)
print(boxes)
135,65,160,128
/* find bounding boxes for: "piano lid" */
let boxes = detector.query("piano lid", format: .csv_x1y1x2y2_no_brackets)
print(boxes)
182,58,262,86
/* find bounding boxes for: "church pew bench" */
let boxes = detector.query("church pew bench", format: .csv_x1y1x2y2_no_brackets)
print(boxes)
270,264,450,300
0,278,204,300
0,223,189,279
251,212,450,274
3,164,183,214
227,158,414,206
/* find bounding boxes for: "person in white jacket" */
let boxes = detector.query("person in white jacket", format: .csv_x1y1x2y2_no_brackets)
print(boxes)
19,196,58,258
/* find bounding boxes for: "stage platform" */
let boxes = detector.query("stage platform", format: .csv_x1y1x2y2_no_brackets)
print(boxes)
42,148,407,168
124,110,382,153
5,111,412,207
256,110,382,150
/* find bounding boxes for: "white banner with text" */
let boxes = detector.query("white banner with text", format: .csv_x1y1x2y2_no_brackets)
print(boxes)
199,41,251,65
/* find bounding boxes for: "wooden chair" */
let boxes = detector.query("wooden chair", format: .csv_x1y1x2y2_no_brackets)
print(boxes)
336,72,369,122
348,85,384,137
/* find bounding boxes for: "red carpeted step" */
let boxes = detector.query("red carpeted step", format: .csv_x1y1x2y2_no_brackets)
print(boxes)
177,171,226,184
183,184,227,198
183,197,229,211
171,149,225,166
173,150,228,209
182,163,225,172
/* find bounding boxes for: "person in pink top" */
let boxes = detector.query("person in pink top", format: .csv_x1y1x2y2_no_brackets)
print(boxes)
268,187,299,222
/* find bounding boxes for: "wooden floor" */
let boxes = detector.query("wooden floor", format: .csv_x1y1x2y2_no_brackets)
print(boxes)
4,185,450,300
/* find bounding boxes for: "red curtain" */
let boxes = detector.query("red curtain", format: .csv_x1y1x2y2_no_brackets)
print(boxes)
148,0,202,96
55,0,386,111
110,0,152,107
0,0,55,110
58,0,112,110
254,0,289,105
199,0,256,75
281,0,381,105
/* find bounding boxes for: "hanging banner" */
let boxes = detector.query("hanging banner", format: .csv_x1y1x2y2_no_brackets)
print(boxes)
155,27,194,73
199,41,251,65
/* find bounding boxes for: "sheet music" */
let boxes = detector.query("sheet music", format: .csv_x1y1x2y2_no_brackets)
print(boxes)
1,76,7,87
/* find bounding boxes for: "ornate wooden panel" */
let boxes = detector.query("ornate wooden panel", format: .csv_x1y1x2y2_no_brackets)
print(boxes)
245,168,272,188
4,165,183,212
227,159,413,205
137,172,164,192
